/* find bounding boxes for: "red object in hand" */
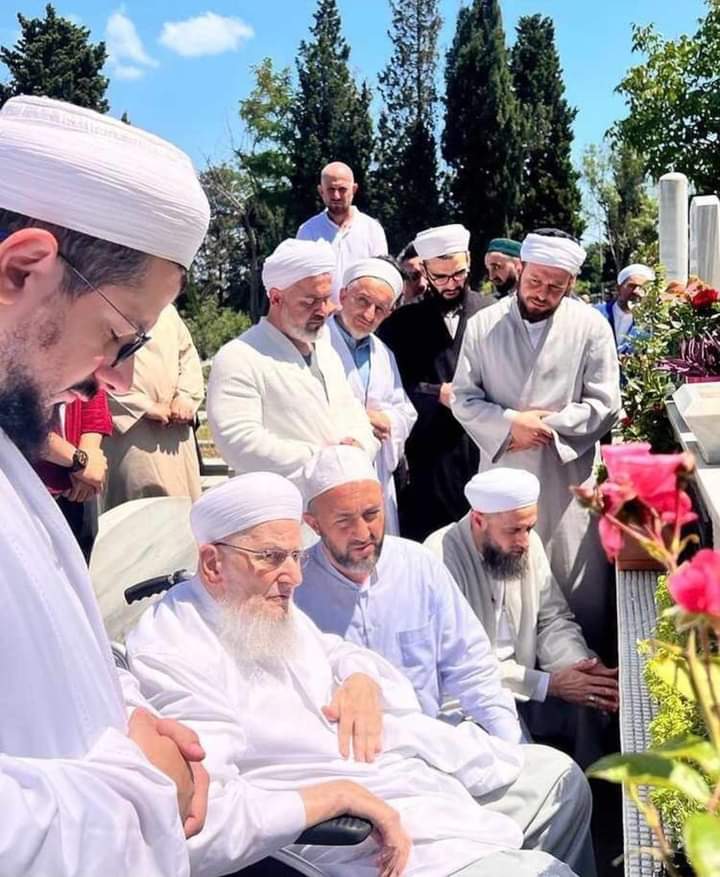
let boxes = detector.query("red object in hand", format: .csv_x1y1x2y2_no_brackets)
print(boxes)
669,549,720,617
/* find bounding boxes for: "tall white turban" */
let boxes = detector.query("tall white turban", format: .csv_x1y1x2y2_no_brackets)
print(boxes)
617,264,655,286
302,445,379,505
0,96,209,269
520,233,586,276
343,258,404,301
464,469,540,514
262,239,336,294
190,472,303,545
413,224,471,260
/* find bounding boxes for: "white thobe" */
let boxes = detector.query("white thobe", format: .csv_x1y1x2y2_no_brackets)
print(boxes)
451,295,621,653
207,318,378,479
328,316,417,534
297,207,388,298
0,429,187,876
127,577,526,877
425,521,592,702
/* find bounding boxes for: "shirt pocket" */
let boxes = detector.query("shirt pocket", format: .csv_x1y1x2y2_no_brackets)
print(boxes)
397,623,435,669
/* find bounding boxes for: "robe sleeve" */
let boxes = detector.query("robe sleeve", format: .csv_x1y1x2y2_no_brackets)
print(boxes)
109,390,157,435
173,318,205,413
432,560,523,744
207,348,321,477
0,728,189,877
451,316,513,463
541,321,620,464
128,648,307,877
373,348,417,475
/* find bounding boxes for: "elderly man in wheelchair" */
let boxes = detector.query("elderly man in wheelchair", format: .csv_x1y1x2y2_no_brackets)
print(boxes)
108,472,590,876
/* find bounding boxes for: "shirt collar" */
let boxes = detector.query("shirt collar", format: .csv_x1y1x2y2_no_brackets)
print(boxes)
334,315,371,352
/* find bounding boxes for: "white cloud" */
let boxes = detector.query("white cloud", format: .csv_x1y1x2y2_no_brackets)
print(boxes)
159,12,254,58
105,8,158,80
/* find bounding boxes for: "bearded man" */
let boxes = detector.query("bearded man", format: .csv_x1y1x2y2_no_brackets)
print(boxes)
451,230,621,654
207,238,378,479
127,470,586,877
595,263,655,354
425,469,618,769
378,224,493,540
0,96,211,875
484,238,522,299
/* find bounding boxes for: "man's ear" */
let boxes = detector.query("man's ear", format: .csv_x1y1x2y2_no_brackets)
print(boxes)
303,511,321,536
0,228,60,305
352,183,358,197
338,286,349,308
268,288,283,308
199,543,222,586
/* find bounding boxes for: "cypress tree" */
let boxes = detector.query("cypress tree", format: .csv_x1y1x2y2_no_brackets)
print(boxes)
372,0,443,252
511,15,583,236
442,0,521,274
0,4,108,111
289,0,374,227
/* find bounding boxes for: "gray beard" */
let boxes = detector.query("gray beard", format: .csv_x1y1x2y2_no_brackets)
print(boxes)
217,598,299,673
324,535,384,576
481,541,529,579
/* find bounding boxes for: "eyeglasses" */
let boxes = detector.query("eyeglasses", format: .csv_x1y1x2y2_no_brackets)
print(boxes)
425,266,469,287
58,252,151,367
214,542,307,569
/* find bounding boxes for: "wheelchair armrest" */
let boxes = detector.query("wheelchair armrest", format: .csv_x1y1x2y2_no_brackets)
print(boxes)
124,569,191,605
295,815,373,847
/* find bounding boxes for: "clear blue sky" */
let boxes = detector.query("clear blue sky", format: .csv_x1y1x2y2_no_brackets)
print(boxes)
0,0,708,169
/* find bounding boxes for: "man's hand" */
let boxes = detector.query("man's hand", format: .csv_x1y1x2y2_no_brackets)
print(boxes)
367,409,392,442
128,708,209,838
170,398,195,424
548,658,619,712
508,409,554,452
73,447,108,492
339,437,363,448
322,673,383,763
146,401,172,425
64,474,96,503
301,780,411,877
439,382,454,409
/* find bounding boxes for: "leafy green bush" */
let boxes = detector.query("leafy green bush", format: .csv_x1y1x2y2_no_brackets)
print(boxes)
181,295,251,360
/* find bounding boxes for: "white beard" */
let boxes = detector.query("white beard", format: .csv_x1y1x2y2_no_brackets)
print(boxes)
217,597,299,673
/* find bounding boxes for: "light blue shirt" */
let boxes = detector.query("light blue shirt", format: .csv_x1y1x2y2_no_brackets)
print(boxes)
333,315,372,394
296,535,522,743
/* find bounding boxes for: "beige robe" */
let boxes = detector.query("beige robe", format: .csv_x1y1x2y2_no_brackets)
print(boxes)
103,305,204,510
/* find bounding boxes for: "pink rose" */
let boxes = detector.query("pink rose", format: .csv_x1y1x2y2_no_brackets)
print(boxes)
599,516,624,561
668,549,720,617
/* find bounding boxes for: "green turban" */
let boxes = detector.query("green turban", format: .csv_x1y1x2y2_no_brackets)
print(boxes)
486,238,521,258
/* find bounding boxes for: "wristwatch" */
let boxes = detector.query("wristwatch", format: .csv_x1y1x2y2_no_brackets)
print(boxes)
70,448,89,473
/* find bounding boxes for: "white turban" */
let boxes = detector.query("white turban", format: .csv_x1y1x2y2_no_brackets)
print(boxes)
413,224,470,260
190,472,303,545
262,239,336,294
520,233,586,276
464,469,540,514
343,258,404,301
302,446,379,505
617,263,655,286
0,96,209,269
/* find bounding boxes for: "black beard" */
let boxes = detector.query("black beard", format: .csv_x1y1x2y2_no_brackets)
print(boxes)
482,540,528,579
493,274,517,296
429,281,469,313
0,366,53,462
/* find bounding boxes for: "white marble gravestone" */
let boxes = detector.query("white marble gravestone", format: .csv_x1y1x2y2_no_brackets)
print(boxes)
690,195,720,287
659,172,689,284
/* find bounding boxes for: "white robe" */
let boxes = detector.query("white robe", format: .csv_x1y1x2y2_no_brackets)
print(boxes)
328,317,417,534
127,577,526,877
451,295,621,653
207,318,379,479
0,429,187,876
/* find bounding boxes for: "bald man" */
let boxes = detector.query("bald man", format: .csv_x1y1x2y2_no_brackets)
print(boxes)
297,161,388,299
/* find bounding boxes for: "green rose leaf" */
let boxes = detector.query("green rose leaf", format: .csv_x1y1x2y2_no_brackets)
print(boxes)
654,736,720,781
684,812,720,877
588,752,711,804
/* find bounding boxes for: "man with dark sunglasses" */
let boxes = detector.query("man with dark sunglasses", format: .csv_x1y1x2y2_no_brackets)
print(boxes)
0,95,210,876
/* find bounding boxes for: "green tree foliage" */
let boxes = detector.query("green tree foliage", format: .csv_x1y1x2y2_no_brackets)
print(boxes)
289,0,375,226
180,286,251,361
615,1,720,192
582,139,658,278
372,0,443,252
511,15,583,237
442,0,521,275
0,4,108,110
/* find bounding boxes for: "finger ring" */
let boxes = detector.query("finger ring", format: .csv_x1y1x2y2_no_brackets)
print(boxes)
588,695,596,705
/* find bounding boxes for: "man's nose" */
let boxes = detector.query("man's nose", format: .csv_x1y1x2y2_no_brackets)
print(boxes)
95,357,134,394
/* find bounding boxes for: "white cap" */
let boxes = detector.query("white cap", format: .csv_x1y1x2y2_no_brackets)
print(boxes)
0,96,209,269
302,445,379,505
520,232,586,276
190,472,303,544
617,263,655,286
343,257,404,301
465,469,540,514
262,238,336,294
413,224,470,260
